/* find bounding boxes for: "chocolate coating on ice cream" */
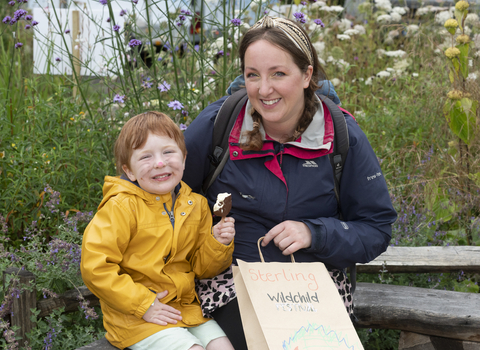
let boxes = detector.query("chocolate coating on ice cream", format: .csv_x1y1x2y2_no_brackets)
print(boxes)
213,193,232,217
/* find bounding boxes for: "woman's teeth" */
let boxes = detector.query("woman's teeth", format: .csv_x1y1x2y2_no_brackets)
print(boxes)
262,98,280,105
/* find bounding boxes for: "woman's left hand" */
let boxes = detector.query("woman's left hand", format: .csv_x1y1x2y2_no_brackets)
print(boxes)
262,221,312,255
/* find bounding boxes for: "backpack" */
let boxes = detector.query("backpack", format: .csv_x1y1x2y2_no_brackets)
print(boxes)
201,88,357,295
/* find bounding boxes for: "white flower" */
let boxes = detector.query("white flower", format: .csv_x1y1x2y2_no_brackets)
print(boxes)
386,67,395,72
415,6,430,16
311,1,326,9
435,11,451,24
338,18,352,32
353,24,366,35
391,6,407,15
250,1,259,12
376,48,386,56
365,76,374,85
318,57,326,65
124,112,130,117
384,50,406,58
393,59,411,72
327,55,335,63
473,34,480,48
390,11,402,22
312,41,325,57
469,59,473,67
375,0,392,12
412,73,419,77
344,29,360,36
355,110,366,118
434,48,442,54
377,70,391,78
376,14,392,23
406,24,419,37
475,50,480,58
337,34,351,40
321,5,344,12
465,13,479,26
331,78,341,87
467,72,478,81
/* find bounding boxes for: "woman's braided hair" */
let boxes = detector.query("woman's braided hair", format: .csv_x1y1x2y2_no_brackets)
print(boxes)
238,17,327,151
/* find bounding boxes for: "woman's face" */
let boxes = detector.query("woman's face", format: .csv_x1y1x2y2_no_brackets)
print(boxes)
244,39,313,134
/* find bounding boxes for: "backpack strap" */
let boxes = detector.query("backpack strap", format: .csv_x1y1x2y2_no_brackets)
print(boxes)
202,88,248,195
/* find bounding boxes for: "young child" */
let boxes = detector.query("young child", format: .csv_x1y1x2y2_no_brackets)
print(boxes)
81,111,235,350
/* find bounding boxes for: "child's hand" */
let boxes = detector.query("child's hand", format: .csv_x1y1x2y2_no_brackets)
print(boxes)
213,217,235,245
142,290,182,326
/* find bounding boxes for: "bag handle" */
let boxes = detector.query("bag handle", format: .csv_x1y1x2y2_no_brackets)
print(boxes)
257,237,296,263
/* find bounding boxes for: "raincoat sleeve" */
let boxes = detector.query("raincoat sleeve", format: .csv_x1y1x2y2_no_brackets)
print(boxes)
190,195,233,279
303,114,398,269
80,197,156,319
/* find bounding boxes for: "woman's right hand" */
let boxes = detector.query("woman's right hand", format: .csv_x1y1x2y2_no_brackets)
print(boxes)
142,290,182,326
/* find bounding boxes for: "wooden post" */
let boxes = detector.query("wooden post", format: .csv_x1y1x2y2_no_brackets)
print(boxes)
72,10,81,98
3,268,36,342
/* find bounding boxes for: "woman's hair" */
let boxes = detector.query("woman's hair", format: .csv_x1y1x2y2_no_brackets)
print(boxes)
238,17,327,151
114,111,187,175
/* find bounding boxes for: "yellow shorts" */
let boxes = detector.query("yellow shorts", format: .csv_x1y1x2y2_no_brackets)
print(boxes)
129,320,226,350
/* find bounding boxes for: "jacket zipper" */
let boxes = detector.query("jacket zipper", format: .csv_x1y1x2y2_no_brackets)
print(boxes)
277,143,289,221
279,144,284,166
163,192,177,263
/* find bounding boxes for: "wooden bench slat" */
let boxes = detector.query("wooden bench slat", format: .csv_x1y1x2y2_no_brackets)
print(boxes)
354,282,480,342
357,246,480,274
75,337,117,350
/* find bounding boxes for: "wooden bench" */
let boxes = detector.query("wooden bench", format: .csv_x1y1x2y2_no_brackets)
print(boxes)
5,246,480,350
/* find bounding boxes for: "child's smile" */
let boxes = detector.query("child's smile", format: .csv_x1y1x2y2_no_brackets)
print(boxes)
122,133,185,195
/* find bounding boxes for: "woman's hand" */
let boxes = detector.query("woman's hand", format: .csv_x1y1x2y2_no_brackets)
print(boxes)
213,217,235,245
142,290,182,326
262,221,312,255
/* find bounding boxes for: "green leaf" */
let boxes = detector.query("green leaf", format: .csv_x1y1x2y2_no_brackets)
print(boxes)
454,9,465,31
449,69,455,83
446,99,477,145
457,43,470,79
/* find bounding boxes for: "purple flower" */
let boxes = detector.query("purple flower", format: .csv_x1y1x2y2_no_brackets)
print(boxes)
25,14,32,20
10,17,17,24
132,0,138,4
106,17,111,22
230,18,241,26
65,28,70,34
32,20,38,26
293,12,306,24
9,1,15,6
15,42,23,49
314,18,325,27
301,1,307,5
119,9,127,16
99,0,108,5
113,24,120,31
217,50,224,56
128,39,141,47
113,94,125,103
141,80,153,89
181,110,188,117
25,24,31,29
14,9,27,20
55,57,61,62
176,21,183,26
168,100,184,110
3,16,12,24
181,9,191,15
179,123,187,130
179,14,186,21
158,81,171,92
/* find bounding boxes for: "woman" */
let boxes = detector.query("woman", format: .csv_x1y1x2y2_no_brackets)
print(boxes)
183,16,397,349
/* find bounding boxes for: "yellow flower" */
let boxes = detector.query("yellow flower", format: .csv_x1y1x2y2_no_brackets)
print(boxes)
455,0,469,11
456,34,470,44
79,111,85,115
444,19,458,28
53,147,56,150
0,151,4,158
11,143,15,148
87,129,91,132
445,47,461,58
447,90,471,99
70,117,75,121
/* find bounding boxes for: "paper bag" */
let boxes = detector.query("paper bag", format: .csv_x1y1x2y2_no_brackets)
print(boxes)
233,240,363,350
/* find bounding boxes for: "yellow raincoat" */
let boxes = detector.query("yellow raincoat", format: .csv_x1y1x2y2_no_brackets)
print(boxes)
81,176,233,349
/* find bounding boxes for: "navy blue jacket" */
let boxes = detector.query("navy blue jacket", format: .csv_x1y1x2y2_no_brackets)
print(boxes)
183,96,397,270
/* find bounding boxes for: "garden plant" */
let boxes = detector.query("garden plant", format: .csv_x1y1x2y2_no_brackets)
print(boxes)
0,0,479,347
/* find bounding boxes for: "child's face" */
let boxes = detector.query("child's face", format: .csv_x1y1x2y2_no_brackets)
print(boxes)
122,133,185,195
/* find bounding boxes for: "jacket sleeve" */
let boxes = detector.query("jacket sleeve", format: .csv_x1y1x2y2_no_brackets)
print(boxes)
183,97,228,193
80,198,156,319
303,115,397,269
190,196,234,279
